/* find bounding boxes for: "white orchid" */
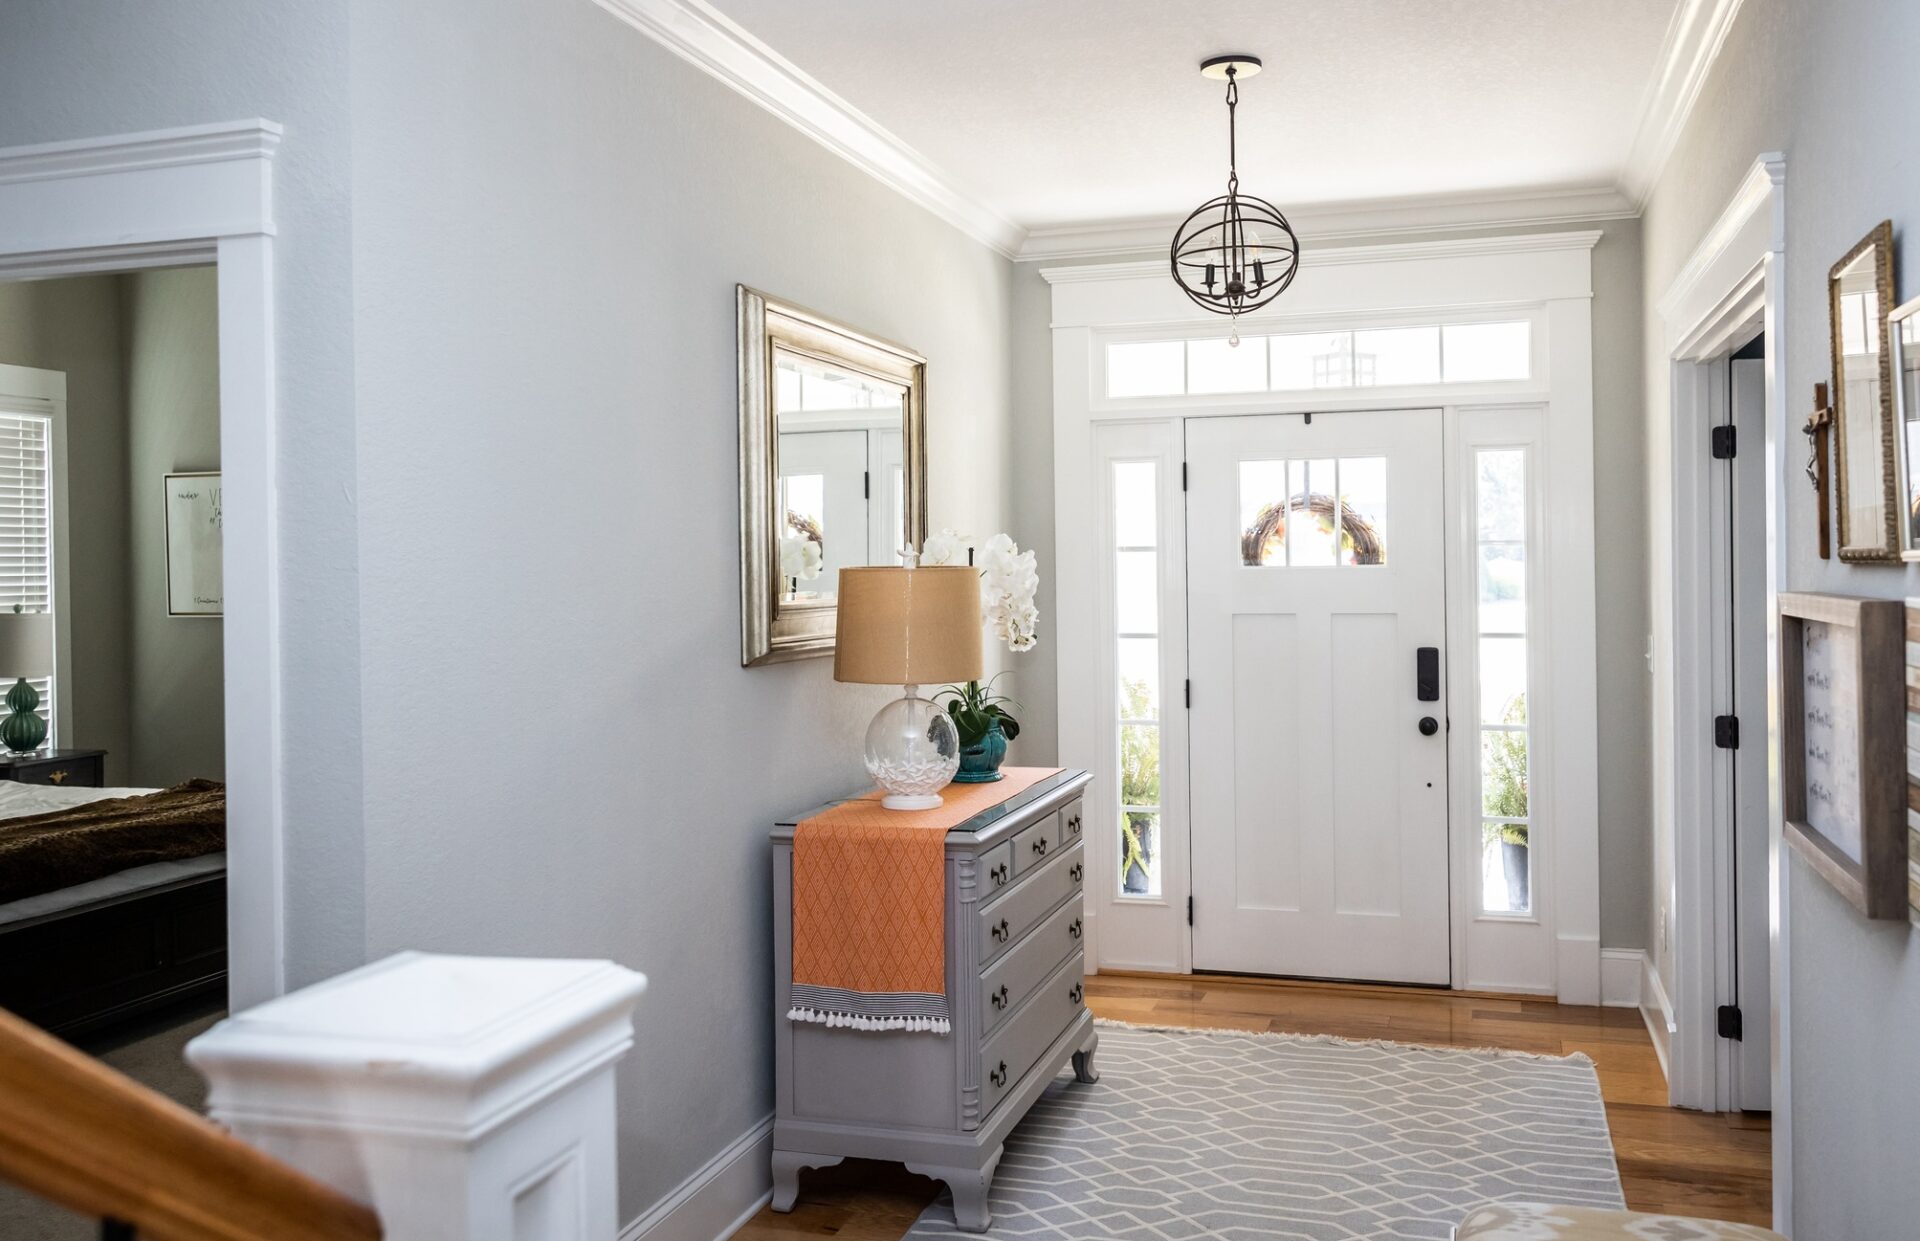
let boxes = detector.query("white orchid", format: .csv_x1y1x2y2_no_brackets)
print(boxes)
780,534,823,583
919,527,971,567
979,533,1040,652
916,529,1040,651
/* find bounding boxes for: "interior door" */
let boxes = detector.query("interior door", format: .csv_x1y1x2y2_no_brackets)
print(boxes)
778,429,870,591
1186,410,1451,984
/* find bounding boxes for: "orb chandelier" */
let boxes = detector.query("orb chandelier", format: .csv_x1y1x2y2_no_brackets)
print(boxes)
1169,55,1300,342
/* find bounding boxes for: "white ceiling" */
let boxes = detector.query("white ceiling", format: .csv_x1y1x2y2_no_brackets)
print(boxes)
705,0,1681,235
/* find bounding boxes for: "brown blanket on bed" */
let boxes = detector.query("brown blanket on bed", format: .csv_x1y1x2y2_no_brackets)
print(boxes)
0,779,225,904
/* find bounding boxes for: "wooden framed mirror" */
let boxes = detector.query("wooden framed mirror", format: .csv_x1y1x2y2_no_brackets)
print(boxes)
737,286,927,666
1828,220,1898,562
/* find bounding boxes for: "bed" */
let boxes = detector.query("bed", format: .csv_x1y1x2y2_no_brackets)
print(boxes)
0,780,227,1041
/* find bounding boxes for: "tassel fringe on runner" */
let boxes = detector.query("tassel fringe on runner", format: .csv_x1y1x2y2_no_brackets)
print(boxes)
787,1006,952,1033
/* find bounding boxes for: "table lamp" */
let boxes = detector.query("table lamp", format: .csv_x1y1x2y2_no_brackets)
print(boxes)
0,608,53,754
835,564,982,810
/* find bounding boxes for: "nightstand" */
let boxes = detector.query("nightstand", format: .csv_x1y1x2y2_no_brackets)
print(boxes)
0,749,107,788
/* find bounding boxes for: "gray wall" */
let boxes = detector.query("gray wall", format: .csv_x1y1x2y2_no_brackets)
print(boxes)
123,267,223,787
0,275,133,785
1007,218,1653,950
346,0,1016,1218
1638,0,1920,1232
0,0,367,985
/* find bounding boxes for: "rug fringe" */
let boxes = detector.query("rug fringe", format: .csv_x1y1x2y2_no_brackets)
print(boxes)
789,1006,951,1034
1093,1017,1595,1066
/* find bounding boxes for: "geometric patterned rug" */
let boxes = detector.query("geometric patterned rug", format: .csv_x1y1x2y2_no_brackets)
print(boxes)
905,1020,1625,1240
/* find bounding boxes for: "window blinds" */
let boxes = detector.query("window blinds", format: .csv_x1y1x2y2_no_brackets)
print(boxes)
0,412,53,726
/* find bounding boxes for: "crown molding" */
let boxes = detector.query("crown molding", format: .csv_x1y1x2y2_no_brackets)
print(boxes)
0,119,280,186
1015,184,1633,262
1621,0,1747,205
590,0,1024,258
1039,229,1604,286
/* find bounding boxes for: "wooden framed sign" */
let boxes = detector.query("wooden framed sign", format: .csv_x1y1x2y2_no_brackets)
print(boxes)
1780,592,1906,918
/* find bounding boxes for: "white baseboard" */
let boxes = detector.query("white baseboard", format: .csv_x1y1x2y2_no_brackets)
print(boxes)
1599,948,1646,1008
1638,953,1676,1083
1553,933,1602,1006
620,1114,774,1241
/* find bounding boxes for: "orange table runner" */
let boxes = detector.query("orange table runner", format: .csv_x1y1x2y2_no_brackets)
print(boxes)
789,767,1063,1034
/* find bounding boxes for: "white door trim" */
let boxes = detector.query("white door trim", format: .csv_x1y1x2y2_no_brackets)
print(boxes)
0,364,74,747
1652,154,1788,1227
1046,231,1601,1001
0,120,287,1009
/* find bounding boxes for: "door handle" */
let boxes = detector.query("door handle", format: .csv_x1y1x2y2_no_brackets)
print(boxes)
1419,716,1440,736
1416,647,1440,701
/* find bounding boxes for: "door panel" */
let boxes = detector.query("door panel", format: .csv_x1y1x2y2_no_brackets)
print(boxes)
1187,410,1450,984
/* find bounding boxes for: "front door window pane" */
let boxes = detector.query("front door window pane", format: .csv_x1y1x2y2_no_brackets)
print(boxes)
1112,460,1163,899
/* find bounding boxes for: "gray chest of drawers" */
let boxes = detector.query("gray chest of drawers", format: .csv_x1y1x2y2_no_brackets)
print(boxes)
770,769,1097,1233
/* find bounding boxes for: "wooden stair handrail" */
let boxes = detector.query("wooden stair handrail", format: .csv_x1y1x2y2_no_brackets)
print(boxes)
0,1005,381,1241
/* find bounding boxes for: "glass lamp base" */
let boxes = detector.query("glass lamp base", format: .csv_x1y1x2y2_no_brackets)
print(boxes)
864,687,960,811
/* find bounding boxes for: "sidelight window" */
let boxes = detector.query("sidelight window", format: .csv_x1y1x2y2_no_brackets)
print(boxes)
1475,447,1532,914
1112,460,1162,898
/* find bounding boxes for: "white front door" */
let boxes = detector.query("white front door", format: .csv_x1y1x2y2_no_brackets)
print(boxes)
1186,410,1451,984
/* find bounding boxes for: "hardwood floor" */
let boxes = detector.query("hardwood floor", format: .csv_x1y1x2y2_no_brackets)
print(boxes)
735,973,1771,1240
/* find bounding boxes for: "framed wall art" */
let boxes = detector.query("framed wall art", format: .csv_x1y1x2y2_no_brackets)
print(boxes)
163,471,223,617
1904,599,1920,927
1779,592,1905,918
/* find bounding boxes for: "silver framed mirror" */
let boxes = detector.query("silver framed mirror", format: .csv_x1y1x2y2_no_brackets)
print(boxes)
1891,294,1920,560
1827,220,1899,562
738,286,927,666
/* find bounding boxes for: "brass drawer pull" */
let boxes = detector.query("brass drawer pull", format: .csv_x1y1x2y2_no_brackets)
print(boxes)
1067,813,1082,836
991,985,1009,1011
991,919,1010,943
1031,836,1049,856
1068,917,1083,941
46,770,68,785
989,862,1009,886
989,1060,1007,1088
1068,983,1083,1005
1069,862,1083,884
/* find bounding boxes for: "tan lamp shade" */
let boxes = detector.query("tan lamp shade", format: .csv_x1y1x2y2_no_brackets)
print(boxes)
0,611,52,680
834,565,983,686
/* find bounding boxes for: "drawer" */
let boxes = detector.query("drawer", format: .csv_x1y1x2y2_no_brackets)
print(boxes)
1011,811,1062,876
978,840,1014,897
9,756,101,787
1059,798,1085,848
980,894,1083,1036
979,950,1085,1120
978,841,1083,966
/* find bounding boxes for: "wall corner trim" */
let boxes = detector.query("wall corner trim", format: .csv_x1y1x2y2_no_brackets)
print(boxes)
619,1114,775,1241
587,0,1024,258
1621,0,1750,205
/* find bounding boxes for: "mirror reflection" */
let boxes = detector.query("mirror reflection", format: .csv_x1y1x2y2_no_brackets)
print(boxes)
774,353,907,607
1893,300,1920,554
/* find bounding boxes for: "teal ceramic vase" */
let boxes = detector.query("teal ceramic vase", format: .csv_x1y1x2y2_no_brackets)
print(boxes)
953,719,1007,783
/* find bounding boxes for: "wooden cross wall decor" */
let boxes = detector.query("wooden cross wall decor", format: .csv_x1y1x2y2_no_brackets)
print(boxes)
1804,381,1834,561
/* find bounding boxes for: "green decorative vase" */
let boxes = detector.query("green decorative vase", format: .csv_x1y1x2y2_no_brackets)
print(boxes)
953,719,1008,783
1,678,45,754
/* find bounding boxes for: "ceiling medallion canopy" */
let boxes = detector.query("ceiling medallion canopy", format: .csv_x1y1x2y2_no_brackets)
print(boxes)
1169,54,1300,343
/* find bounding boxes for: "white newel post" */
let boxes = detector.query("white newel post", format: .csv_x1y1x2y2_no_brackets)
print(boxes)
186,952,647,1241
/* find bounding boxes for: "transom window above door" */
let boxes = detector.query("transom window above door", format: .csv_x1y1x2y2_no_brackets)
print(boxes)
1105,320,1531,399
